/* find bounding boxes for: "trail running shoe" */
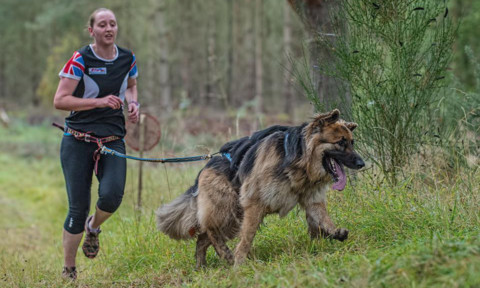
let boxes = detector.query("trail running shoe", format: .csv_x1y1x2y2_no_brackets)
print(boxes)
62,266,77,280
82,215,101,259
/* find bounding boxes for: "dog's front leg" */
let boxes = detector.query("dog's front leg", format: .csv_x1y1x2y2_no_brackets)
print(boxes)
305,201,348,241
234,203,264,266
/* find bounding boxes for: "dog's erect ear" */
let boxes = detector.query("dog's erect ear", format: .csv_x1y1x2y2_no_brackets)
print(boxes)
314,109,340,127
345,122,358,132
326,109,340,124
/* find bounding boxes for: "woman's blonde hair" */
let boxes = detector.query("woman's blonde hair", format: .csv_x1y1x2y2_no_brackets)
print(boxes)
87,8,114,28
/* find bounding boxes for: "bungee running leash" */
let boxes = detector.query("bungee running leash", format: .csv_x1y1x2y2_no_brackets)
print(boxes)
53,123,220,165
53,123,121,175
100,146,220,163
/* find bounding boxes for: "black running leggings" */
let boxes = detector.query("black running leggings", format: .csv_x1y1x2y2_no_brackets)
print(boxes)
60,135,126,234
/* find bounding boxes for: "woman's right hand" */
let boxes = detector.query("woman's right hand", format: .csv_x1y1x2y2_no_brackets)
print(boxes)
96,95,124,110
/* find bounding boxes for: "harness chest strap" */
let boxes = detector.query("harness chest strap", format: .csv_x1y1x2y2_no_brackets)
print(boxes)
52,123,121,175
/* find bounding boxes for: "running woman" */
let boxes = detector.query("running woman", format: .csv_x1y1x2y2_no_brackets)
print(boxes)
53,8,139,280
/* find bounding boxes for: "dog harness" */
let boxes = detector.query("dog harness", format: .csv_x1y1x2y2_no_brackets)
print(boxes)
222,152,232,162
53,123,121,175
284,132,289,157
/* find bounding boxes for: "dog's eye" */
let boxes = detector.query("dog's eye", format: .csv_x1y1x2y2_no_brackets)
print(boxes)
337,138,346,146
351,140,355,146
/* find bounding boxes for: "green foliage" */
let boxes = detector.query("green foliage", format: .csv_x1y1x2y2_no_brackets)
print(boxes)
461,46,480,130
432,46,480,175
322,0,456,184
1,118,479,287
451,0,480,89
0,0,88,106
288,48,326,113
37,34,82,106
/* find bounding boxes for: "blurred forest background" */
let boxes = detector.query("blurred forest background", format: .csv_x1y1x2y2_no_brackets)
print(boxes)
0,0,478,176
0,0,310,120
0,0,478,120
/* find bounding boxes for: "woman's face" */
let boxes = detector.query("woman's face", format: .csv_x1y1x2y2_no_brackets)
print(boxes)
89,10,117,46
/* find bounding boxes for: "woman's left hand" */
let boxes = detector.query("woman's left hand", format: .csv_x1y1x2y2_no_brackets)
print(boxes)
128,102,140,123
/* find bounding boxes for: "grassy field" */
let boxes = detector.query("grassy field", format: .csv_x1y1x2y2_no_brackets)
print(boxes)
0,118,479,287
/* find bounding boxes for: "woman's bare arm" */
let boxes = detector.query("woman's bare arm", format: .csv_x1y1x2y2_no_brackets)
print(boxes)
53,77,123,111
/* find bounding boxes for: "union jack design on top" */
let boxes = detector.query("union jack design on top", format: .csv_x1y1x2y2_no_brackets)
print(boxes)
59,51,85,80
129,53,138,78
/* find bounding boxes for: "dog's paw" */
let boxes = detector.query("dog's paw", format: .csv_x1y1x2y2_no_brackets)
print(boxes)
332,228,349,242
234,251,247,267
234,257,245,267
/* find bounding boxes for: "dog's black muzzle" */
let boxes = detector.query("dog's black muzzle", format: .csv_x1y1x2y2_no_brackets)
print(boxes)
325,150,365,170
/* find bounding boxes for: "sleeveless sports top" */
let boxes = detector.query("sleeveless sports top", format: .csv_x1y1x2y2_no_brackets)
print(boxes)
59,44,138,137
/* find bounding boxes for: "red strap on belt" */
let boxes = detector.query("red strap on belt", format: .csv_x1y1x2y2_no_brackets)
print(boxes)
53,123,121,175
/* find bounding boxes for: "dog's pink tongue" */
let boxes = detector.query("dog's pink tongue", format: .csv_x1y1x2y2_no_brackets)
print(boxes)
332,161,347,191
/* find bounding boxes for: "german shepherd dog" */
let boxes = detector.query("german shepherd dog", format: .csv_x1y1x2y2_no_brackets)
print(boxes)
156,109,364,267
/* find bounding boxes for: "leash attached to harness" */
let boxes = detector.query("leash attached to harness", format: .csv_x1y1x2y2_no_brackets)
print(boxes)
53,123,219,167
100,146,219,163
53,123,121,175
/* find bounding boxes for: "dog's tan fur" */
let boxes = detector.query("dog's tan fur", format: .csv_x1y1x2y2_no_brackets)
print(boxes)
156,109,364,267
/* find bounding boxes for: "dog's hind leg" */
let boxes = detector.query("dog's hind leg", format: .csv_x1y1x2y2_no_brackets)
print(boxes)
234,203,264,266
206,229,234,265
195,233,211,269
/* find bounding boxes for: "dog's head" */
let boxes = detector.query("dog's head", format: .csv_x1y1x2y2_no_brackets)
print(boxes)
305,109,365,191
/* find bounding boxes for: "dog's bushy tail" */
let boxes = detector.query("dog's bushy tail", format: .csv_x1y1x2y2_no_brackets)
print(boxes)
155,179,199,240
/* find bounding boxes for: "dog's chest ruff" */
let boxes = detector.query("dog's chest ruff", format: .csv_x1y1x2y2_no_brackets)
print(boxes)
264,132,330,216
261,183,299,217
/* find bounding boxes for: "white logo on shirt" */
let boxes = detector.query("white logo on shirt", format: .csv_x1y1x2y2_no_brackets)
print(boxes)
89,67,107,75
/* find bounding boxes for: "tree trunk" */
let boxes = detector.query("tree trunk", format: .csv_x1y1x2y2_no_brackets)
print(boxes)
154,0,172,115
226,0,234,107
245,0,255,105
283,0,295,119
205,1,218,107
179,1,192,105
288,0,350,114
0,49,5,106
254,0,263,115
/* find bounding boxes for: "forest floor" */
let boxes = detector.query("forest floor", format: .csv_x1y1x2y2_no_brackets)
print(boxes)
1,114,479,287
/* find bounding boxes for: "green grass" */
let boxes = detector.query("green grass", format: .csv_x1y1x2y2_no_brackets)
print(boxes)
0,121,479,287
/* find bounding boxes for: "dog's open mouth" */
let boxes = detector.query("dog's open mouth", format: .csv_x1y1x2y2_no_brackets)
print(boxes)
324,157,347,191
